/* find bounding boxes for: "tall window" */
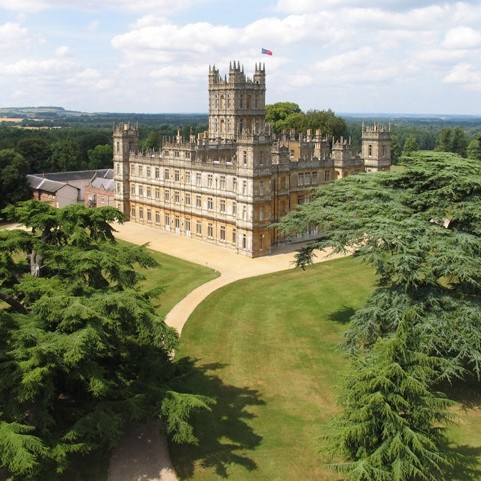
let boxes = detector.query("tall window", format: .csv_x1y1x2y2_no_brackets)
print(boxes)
220,200,226,213
233,177,238,192
174,170,180,181
185,193,191,205
196,173,202,186
139,207,144,220
207,223,213,238
164,189,170,201
207,197,213,210
147,210,152,222
185,218,191,232
242,180,247,195
196,195,202,208
232,201,237,216
146,187,151,198
155,211,160,224
220,176,226,190
146,166,151,177
138,185,143,196
220,226,226,241
155,167,160,179
155,188,160,199
164,168,170,180
185,171,191,184
196,220,202,235
208,174,213,187
174,191,180,203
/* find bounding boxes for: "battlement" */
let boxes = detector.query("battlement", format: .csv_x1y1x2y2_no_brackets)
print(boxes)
362,123,390,133
113,122,139,135
209,61,265,86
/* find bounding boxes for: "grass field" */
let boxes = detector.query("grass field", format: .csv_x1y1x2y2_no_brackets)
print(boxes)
171,256,376,481
171,256,481,481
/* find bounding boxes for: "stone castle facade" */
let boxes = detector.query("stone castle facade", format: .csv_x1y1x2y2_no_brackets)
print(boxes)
113,62,391,257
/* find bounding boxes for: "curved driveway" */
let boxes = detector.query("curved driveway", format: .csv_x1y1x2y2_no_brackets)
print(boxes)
107,222,342,481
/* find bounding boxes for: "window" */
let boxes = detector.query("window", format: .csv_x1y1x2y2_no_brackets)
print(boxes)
260,234,264,250
196,173,201,186
242,180,247,195
207,223,213,238
164,168,170,180
146,187,151,198
312,171,318,184
155,167,160,179
164,213,170,226
232,229,236,244
242,234,247,249
232,201,237,216
155,211,160,224
242,206,247,220
155,188,160,199
174,151,180,158
164,189,170,201
185,218,191,232
208,174,213,187
185,171,191,184
196,220,202,235
207,197,213,210
116,163,120,174
146,166,151,177
138,165,143,176
131,206,136,218
185,193,191,205
368,144,372,157
175,216,180,229
138,185,143,196
259,181,264,195
131,184,136,195
243,151,247,165
220,199,226,213
139,207,144,220
259,206,264,221
130,164,135,175
220,176,226,190
220,226,226,241
174,170,180,182
174,191,180,203
147,210,152,222
298,173,304,186
324,171,331,182
260,151,264,165
196,195,201,208
185,152,190,159
233,177,238,192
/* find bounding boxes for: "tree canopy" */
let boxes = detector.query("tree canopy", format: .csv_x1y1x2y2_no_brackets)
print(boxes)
277,151,481,479
0,201,212,480
265,102,347,139
0,149,31,212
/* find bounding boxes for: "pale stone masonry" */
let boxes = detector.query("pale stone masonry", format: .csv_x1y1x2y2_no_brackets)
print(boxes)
113,61,391,257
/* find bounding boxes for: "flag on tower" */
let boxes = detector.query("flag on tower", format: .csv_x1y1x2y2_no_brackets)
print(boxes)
261,48,273,56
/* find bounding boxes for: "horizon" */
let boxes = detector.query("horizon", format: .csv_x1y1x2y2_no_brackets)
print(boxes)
1,1,481,116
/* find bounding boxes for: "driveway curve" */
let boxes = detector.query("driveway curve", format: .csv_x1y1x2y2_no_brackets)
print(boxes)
107,222,342,481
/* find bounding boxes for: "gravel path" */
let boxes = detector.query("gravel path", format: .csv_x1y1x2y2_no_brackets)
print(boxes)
107,222,342,481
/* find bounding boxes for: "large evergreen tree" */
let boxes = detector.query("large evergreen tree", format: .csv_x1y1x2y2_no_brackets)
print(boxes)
277,151,481,479
0,201,212,480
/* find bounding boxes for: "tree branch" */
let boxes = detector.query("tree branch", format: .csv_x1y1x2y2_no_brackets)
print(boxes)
0,291,29,314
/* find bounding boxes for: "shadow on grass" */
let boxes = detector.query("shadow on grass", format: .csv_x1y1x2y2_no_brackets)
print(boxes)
445,444,481,481
440,375,481,409
328,306,356,324
170,359,264,480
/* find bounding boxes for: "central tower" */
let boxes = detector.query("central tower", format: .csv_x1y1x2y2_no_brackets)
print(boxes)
208,61,266,141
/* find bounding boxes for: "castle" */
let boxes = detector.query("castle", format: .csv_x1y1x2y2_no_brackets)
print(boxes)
113,62,391,257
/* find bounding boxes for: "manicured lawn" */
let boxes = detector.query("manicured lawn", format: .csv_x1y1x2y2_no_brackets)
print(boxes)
137,247,219,318
172,255,481,481
172,256,377,481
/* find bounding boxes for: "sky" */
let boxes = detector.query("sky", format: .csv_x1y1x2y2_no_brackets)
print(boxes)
1,0,481,115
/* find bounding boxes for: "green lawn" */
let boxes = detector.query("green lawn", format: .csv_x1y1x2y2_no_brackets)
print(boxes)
172,256,376,481
172,256,481,481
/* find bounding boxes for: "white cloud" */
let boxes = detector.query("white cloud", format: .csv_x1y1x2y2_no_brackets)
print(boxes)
66,68,112,90
87,20,99,31
0,0,203,13
55,46,71,57
444,63,481,89
0,22,34,50
0,57,73,76
442,26,481,49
